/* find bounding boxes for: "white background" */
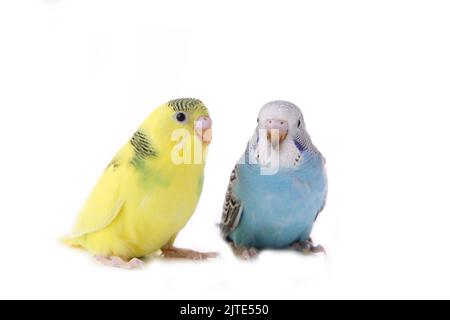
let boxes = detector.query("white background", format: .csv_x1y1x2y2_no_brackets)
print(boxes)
0,0,449,300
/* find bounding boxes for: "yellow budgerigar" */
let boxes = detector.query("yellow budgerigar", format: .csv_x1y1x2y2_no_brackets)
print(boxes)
65,98,216,268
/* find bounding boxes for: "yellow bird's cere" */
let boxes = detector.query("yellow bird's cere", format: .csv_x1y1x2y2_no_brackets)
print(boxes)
64,98,216,268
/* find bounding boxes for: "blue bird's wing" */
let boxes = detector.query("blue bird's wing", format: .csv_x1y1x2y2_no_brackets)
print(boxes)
220,165,243,240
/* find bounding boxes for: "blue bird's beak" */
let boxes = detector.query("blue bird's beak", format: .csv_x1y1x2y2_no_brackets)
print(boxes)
265,119,289,147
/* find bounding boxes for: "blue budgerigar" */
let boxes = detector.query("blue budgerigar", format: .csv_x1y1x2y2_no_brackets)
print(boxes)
220,101,328,259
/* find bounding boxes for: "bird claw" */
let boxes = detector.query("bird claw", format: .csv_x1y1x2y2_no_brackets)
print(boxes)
292,239,326,256
232,245,259,260
95,255,144,269
310,244,326,255
161,247,218,260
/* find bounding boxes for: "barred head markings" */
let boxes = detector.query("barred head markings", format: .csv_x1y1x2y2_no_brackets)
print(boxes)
167,98,209,115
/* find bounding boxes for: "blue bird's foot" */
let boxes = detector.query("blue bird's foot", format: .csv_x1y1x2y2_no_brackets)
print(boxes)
231,245,259,260
292,239,326,256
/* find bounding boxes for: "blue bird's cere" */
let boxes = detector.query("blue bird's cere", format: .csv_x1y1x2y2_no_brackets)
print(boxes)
220,101,328,259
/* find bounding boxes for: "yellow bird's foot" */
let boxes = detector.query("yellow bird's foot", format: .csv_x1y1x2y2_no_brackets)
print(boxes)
94,255,144,269
291,238,326,255
160,246,218,260
232,245,259,260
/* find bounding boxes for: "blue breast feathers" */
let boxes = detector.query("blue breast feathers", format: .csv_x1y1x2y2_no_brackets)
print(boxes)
229,152,327,249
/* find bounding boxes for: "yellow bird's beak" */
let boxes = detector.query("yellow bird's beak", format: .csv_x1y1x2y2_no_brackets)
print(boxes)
195,116,213,144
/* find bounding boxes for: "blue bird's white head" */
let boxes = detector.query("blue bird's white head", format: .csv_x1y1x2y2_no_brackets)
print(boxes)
251,101,319,168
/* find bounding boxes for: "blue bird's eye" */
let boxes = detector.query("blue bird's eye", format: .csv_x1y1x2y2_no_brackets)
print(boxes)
297,119,301,128
175,112,188,123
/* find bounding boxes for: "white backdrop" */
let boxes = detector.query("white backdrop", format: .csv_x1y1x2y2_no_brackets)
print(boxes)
1,0,450,299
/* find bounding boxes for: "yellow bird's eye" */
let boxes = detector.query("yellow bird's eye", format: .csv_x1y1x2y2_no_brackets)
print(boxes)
174,112,188,124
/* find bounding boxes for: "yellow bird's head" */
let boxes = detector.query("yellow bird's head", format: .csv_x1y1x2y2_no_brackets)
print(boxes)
139,98,212,165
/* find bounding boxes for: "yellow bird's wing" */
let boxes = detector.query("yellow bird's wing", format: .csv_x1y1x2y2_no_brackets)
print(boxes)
65,144,132,242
